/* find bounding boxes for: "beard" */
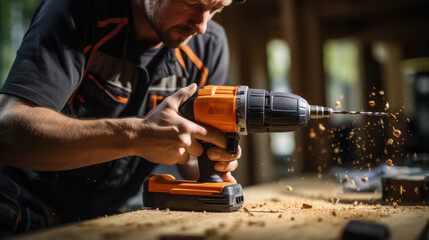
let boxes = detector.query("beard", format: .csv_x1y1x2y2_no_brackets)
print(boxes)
161,26,196,48
143,0,195,48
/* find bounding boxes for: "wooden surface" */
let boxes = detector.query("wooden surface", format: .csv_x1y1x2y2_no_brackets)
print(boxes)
10,175,429,240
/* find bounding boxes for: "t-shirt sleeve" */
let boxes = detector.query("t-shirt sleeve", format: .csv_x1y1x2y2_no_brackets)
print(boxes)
0,0,95,111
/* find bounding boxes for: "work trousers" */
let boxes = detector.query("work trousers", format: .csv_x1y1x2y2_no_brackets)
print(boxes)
0,174,58,237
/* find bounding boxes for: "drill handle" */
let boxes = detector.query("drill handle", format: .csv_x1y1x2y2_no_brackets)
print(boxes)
197,133,239,183
197,142,223,183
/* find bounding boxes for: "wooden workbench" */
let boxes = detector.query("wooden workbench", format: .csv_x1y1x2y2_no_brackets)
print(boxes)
9,175,429,240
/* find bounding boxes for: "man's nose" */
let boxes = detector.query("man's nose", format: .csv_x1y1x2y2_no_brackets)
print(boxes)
189,10,211,35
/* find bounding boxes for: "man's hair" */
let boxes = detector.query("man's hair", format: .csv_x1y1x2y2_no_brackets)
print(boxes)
233,0,246,3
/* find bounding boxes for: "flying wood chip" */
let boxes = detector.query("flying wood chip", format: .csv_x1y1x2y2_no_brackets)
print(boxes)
393,127,401,138
302,203,312,209
335,101,341,109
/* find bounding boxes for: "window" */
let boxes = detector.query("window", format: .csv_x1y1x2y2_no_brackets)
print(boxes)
0,0,41,86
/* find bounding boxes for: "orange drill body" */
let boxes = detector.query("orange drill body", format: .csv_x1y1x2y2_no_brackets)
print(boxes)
193,85,239,133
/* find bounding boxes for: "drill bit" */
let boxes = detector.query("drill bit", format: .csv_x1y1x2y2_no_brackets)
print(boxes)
333,111,389,116
309,105,388,119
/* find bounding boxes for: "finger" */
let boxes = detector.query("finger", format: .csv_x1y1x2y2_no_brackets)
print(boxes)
187,123,227,149
177,150,190,165
184,138,203,157
214,160,238,172
207,145,241,161
221,172,237,183
170,83,198,108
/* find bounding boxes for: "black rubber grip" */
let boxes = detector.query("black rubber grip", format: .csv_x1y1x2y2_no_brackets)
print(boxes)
197,143,223,183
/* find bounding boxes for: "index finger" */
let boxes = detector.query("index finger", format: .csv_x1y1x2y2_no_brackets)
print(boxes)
189,123,227,149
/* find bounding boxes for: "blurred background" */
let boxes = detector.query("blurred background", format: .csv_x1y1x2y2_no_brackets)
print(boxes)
1,0,429,188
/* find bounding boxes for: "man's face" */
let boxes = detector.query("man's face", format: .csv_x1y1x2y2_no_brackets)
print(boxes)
143,0,232,48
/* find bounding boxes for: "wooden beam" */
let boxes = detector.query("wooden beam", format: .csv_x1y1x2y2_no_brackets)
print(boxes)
280,0,330,172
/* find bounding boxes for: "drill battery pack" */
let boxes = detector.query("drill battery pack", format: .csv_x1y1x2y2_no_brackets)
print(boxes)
382,174,429,204
143,174,244,212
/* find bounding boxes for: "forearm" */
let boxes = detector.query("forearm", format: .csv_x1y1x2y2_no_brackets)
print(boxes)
0,84,239,172
0,95,138,171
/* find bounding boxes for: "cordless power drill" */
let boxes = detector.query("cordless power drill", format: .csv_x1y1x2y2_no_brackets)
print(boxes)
143,85,386,211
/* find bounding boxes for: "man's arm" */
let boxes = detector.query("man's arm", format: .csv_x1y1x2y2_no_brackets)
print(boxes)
0,93,136,170
0,84,232,171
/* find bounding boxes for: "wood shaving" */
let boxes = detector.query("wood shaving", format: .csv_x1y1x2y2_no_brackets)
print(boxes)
385,102,390,111
285,186,293,192
331,198,340,204
302,203,312,209
350,179,355,186
243,207,250,213
386,159,393,167
392,202,399,208
361,177,369,182
387,138,394,145
393,127,401,138
346,131,355,140
379,90,385,95
335,101,341,109
319,123,326,132
400,186,406,195
369,100,375,107
353,201,358,206
309,128,316,139
334,148,340,154
248,220,266,227
414,187,419,195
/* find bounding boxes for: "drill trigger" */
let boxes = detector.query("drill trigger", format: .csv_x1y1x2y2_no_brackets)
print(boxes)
226,133,240,154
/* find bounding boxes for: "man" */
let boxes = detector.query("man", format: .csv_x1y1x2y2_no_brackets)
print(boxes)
0,0,244,235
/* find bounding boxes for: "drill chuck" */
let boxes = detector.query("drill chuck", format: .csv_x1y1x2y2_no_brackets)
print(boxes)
238,86,313,134
309,105,334,119
237,86,334,134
